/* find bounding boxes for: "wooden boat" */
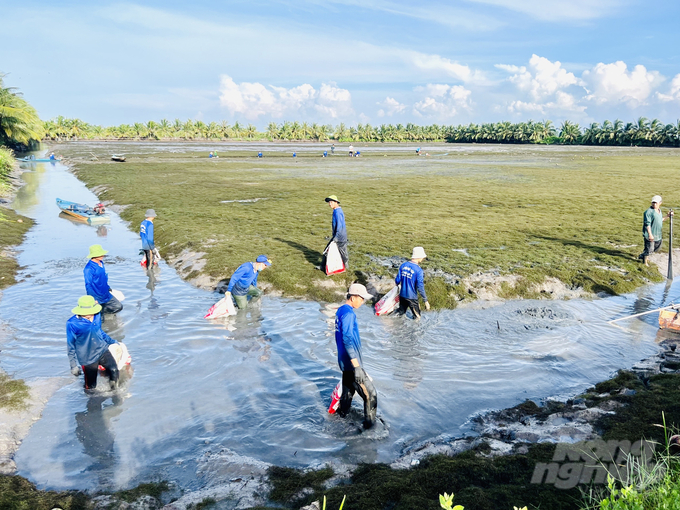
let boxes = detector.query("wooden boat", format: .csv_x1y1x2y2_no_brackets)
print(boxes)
111,155,126,162
659,306,680,332
56,198,110,225
19,157,61,162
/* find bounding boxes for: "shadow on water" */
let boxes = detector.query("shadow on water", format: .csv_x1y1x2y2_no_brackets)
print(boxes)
274,238,323,266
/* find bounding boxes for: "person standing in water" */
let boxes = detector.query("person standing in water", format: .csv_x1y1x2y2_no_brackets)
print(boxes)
639,195,673,266
84,245,122,314
67,295,120,391
323,195,349,268
140,209,157,268
335,283,377,429
395,247,430,319
225,255,272,309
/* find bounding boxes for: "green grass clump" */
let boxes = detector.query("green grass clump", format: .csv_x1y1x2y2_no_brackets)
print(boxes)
267,466,335,505
0,372,30,411
58,145,678,307
0,207,33,290
0,474,90,510
0,146,14,191
114,480,170,502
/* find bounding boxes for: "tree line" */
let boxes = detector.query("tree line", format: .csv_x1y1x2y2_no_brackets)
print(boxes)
43,116,680,147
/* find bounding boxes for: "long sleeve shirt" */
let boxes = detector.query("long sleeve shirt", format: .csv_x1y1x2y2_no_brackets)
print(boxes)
84,259,112,304
66,314,116,368
395,261,427,301
335,304,363,371
331,207,347,244
140,219,155,250
227,262,259,296
642,207,663,240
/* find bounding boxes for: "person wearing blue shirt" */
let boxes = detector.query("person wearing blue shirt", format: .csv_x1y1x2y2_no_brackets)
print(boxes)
323,195,349,268
67,295,119,391
140,209,157,268
226,255,272,309
395,247,430,319
84,244,123,315
335,283,377,429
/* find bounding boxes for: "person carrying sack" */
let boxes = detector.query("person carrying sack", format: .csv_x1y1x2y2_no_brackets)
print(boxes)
225,255,271,309
639,195,673,266
335,283,377,429
322,195,349,271
84,244,123,315
395,247,430,319
67,295,120,391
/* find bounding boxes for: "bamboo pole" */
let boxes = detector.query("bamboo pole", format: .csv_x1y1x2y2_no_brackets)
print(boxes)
608,303,680,324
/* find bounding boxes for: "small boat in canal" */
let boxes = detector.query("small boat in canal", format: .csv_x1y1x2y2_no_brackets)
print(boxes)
56,198,110,225
19,156,61,162
111,155,126,162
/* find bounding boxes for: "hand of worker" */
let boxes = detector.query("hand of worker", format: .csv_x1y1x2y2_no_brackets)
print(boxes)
354,366,367,385
71,366,81,377
425,301,430,311
649,235,654,241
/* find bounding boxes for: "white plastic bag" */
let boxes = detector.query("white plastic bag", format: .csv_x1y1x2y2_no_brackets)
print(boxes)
110,289,125,302
325,242,345,275
204,294,237,319
374,285,400,316
99,342,131,371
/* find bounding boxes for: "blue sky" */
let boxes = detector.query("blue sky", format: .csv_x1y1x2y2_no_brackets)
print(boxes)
2,0,680,127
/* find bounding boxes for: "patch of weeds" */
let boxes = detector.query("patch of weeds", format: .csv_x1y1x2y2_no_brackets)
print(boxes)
115,481,170,502
0,208,33,290
592,370,643,395
189,497,217,509
0,474,90,510
267,465,334,505
0,372,30,411
424,277,460,310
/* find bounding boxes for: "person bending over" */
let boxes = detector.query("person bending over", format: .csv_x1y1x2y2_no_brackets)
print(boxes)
67,295,119,391
335,283,377,429
225,255,271,309
84,244,122,314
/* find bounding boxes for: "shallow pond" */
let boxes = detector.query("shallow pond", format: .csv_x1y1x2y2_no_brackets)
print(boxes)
0,158,673,491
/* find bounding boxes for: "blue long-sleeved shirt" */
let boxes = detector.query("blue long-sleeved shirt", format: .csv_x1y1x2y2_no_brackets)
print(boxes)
395,261,427,301
335,304,363,371
66,314,116,368
84,259,112,304
227,262,259,295
140,219,155,250
331,207,347,244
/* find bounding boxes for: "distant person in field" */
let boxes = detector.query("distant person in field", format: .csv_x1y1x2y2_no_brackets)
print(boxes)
335,283,377,429
639,195,673,266
84,245,123,314
322,195,349,269
225,255,271,309
331,144,335,155
395,247,430,319
67,295,120,391
348,144,354,157
140,209,157,268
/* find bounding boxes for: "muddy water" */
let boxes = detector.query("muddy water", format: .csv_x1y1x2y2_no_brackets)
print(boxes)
0,159,672,492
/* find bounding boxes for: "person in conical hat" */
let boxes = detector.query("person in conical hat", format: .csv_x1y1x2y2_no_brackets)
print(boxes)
67,295,120,391
395,247,430,319
84,244,123,314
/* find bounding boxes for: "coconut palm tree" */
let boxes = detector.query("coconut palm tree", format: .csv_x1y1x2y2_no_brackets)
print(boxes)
0,74,44,147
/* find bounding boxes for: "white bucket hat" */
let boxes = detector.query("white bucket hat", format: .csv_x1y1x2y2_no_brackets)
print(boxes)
348,283,373,300
412,247,427,259
652,195,662,204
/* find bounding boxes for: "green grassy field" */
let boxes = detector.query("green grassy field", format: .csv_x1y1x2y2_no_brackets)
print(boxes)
59,143,680,307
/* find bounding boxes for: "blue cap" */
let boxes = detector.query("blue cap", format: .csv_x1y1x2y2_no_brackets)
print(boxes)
256,255,271,266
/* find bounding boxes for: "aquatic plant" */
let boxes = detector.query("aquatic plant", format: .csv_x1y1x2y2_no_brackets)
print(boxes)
439,491,464,509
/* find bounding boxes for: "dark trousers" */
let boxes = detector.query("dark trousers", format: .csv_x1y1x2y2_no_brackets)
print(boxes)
322,240,349,269
396,297,421,319
83,349,119,390
100,295,123,314
338,369,377,428
143,249,155,267
640,239,662,259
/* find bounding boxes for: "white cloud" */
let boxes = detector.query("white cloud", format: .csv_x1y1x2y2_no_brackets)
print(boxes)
377,97,407,117
219,76,353,120
506,92,585,115
497,54,580,100
657,74,680,103
582,61,662,106
412,84,472,118
406,51,487,84
466,0,627,22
